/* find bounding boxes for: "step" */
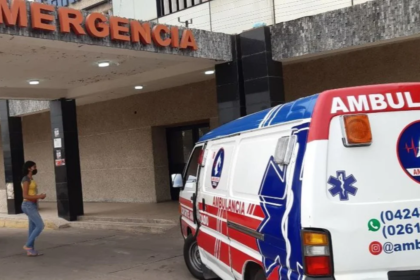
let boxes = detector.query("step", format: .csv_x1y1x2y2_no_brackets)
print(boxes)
77,216,177,226
0,215,70,230
69,221,176,234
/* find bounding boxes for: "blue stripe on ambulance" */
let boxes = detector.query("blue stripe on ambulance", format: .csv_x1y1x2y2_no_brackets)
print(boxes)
257,123,309,280
198,94,318,143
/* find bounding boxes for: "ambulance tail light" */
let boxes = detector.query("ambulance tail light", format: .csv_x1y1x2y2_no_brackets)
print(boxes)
340,114,372,147
302,229,333,277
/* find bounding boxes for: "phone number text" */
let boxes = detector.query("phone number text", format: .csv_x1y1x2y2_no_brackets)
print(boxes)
381,208,420,224
382,223,420,239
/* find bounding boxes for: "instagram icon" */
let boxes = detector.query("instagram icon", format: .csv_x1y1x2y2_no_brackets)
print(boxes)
369,241,383,255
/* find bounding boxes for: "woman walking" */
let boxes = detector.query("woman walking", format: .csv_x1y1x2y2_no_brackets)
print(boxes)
21,161,46,257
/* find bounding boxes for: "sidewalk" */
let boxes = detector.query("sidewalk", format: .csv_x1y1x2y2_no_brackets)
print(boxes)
0,201,179,231
0,226,194,280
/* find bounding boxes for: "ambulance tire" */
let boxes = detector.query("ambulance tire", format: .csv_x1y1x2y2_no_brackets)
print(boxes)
184,235,204,280
252,268,266,280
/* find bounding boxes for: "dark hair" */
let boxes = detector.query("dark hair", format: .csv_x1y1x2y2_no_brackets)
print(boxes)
22,161,36,177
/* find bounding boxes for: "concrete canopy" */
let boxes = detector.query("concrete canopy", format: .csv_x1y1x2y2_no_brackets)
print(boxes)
0,1,232,115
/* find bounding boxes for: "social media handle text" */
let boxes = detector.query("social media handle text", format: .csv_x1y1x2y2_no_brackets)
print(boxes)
370,239,420,255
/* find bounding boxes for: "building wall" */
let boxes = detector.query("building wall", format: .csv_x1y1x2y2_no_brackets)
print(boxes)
1,37,419,208
112,0,373,34
70,0,111,12
157,0,275,34
113,0,158,21
283,39,420,101
275,0,351,23
158,3,211,31
18,39,414,205
270,0,420,62
87,2,113,14
20,79,217,203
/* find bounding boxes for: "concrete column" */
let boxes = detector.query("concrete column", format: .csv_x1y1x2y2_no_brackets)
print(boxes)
215,27,284,126
50,99,83,221
215,35,246,125
0,100,24,214
240,26,285,113
151,126,171,202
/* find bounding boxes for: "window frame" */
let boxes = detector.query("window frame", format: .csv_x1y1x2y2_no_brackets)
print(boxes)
182,144,204,189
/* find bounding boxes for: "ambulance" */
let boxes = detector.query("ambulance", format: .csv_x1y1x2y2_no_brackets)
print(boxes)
172,83,420,280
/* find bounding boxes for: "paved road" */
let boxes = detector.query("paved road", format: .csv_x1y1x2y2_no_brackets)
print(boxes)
0,227,195,280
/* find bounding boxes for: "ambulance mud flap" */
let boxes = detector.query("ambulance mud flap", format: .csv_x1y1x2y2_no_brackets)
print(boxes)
202,263,218,279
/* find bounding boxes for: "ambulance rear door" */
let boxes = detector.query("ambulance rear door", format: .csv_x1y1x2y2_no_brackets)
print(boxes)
305,90,420,279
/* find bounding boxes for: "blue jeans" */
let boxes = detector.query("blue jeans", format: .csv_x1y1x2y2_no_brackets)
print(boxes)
21,201,44,249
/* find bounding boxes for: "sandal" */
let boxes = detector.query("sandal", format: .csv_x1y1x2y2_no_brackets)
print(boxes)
27,249,43,257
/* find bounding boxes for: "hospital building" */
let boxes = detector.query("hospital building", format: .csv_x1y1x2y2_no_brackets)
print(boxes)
0,0,418,220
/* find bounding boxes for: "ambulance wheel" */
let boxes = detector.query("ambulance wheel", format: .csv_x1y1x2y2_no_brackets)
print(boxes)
252,268,266,280
184,235,204,280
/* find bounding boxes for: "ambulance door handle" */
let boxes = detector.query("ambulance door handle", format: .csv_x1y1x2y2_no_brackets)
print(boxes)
202,198,206,211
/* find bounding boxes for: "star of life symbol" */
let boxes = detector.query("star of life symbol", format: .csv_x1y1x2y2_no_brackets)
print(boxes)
328,171,358,201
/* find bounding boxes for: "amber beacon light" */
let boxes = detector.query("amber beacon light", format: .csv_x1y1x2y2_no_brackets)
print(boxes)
341,114,372,147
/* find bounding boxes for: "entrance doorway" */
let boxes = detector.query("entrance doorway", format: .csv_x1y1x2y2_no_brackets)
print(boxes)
166,123,210,201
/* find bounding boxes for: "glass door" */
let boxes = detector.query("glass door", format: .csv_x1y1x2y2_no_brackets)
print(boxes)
166,123,210,200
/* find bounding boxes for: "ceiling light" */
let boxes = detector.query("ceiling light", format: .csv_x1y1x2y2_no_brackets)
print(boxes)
134,86,143,90
205,70,215,75
98,61,110,68
29,80,39,85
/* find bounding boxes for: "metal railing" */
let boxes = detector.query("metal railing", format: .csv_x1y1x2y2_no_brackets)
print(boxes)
157,0,212,17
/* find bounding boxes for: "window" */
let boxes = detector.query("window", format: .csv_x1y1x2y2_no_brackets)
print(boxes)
41,0,79,7
183,146,202,183
157,0,211,17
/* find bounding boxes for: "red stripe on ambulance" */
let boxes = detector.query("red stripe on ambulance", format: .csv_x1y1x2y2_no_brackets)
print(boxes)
230,246,262,276
199,203,227,219
179,197,193,208
228,227,259,251
206,212,228,235
181,219,196,237
198,211,259,251
181,206,194,222
197,231,230,267
228,211,261,231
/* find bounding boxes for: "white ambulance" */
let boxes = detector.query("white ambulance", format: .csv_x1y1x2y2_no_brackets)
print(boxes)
172,83,420,280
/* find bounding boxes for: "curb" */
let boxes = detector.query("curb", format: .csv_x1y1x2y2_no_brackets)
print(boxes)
0,218,69,230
